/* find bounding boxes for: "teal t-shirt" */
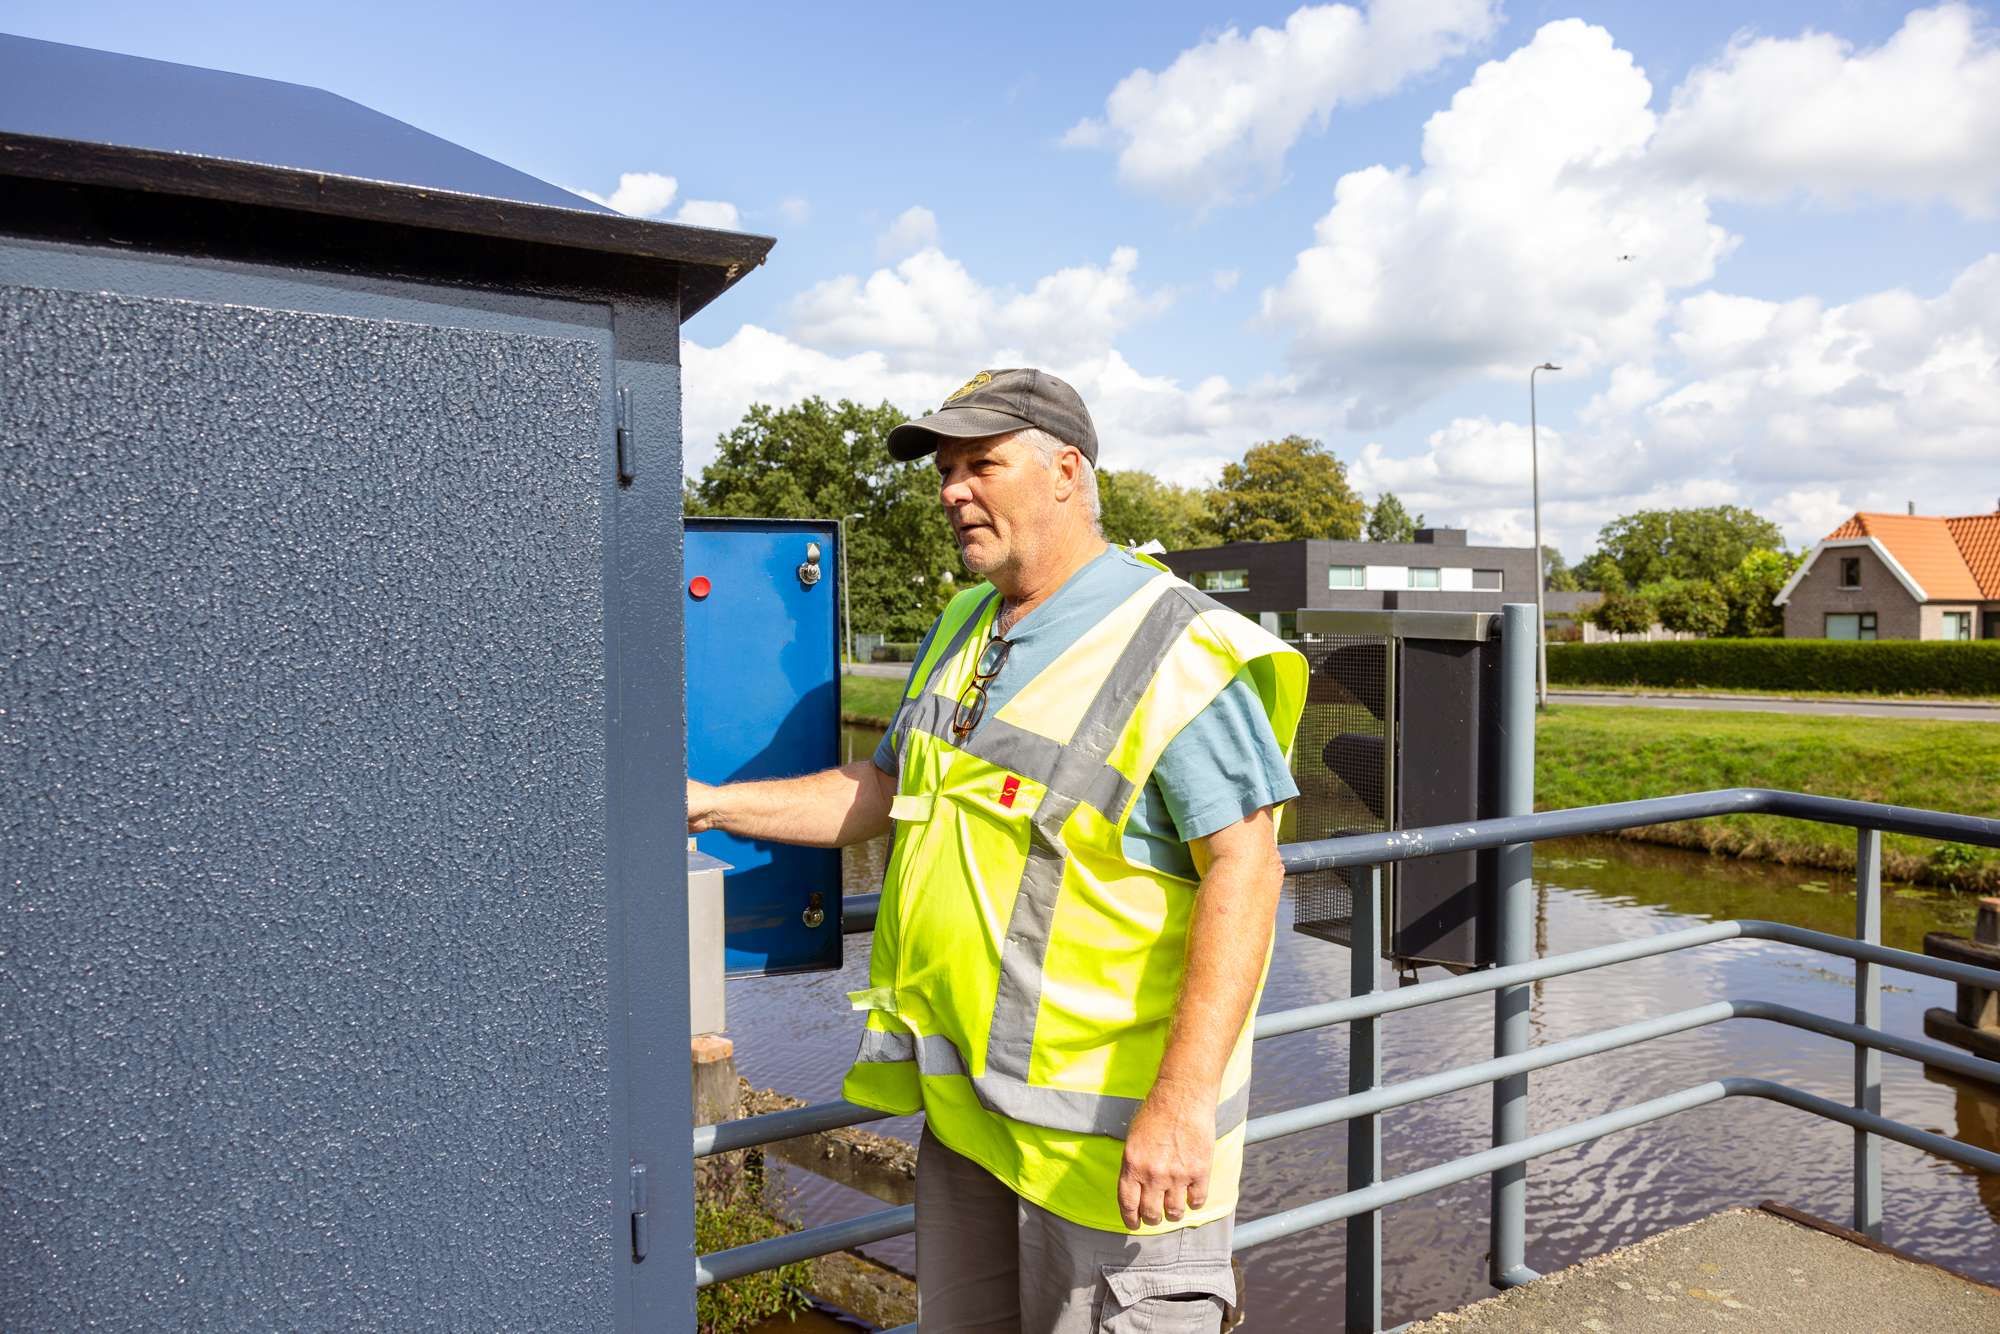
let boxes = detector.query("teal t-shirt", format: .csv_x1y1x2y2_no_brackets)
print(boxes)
872,546,1298,879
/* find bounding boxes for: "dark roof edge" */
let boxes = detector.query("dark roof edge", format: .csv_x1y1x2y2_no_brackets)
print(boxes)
0,130,774,319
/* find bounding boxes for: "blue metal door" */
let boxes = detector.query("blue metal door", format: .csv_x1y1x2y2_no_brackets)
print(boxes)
684,518,843,974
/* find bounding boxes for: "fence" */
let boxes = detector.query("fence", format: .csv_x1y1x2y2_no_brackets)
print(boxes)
690,605,2000,1332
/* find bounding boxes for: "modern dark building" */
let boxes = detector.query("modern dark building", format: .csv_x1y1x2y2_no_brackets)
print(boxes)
1163,529,1540,637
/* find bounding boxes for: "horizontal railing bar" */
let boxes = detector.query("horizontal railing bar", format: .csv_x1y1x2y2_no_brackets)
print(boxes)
698,926,2000,1159
694,1099,892,1159
1248,998,2000,1146
696,1203,915,1287
1255,922,1744,1038
843,893,879,935
1248,1003,1733,1144
1279,788,2000,875
1236,1076,2000,1252
1255,919,2000,1041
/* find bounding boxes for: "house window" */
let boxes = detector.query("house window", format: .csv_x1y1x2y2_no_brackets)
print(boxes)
1825,612,1877,641
1407,567,1441,590
1472,569,1503,590
1839,556,1862,588
1942,611,1972,641
1327,565,1364,589
1195,568,1249,592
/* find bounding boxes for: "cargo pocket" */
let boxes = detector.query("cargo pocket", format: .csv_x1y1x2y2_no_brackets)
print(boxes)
1097,1258,1236,1334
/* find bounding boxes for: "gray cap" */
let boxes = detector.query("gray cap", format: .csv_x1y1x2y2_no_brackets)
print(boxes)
886,368,1099,463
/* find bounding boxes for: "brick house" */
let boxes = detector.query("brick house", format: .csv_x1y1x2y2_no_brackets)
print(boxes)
1775,507,2000,640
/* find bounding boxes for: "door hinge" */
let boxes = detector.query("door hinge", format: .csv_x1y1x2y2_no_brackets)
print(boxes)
630,1161,650,1263
615,386,635,487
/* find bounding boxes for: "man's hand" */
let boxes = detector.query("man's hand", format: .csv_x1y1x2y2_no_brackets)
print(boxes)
687,778,720,833
1117,1075,1215,1229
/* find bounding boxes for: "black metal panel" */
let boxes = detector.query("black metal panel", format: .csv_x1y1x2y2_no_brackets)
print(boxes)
0,33,607,212
0,280,620,1328
1390,638,1501,967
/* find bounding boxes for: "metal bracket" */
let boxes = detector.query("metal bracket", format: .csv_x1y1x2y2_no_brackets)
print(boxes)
797,541,823,588
615,387,635,487
629,1161,650,1262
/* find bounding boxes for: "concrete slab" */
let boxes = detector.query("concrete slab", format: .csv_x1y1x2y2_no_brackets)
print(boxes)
1405,1205,2000,1333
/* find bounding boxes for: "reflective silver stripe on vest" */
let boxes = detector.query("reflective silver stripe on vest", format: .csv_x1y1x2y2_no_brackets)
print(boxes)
896,693,1139,822
852,1027,1251,1139
889,589,998,765
983,591,1207,1095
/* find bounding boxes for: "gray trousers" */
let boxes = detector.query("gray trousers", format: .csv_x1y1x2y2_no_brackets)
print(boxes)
914,1125,1238,1333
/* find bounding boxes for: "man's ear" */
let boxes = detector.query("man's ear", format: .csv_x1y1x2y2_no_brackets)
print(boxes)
1053,446,1082,502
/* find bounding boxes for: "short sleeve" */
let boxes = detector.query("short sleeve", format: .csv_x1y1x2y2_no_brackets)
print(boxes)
870,618,943,774
1149,672,1299,843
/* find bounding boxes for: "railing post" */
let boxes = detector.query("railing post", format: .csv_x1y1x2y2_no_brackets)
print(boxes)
1491,603,1538,1289
1854,826,1883,1240
1346,866,1383,1334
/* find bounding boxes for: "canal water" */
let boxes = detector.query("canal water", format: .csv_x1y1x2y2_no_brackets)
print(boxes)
727,725,2000,1330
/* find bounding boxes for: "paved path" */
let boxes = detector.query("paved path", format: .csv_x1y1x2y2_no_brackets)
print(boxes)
1406,1205,2000,1332
847,661,914,680
1551,689,2000,722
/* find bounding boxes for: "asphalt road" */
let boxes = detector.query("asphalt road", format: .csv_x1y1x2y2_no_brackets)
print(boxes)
1550,689,2000,722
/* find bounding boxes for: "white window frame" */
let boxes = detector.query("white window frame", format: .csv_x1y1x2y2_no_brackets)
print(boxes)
1407,567,1441,590
1472,568,1503,591
1826,612,1877,641
1327,565,1364,589
1942,611,1972,641
1196,568,1249,593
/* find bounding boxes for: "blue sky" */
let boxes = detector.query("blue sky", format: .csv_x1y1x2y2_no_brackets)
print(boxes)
11,2,1999,558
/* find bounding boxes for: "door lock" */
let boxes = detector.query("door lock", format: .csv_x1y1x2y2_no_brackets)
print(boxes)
802,891,826,929
797,542,823,588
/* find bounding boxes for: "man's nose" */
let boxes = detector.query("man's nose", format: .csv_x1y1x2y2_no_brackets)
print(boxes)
939,472,973,506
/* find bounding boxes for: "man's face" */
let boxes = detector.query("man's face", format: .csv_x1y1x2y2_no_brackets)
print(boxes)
936,432,1061,578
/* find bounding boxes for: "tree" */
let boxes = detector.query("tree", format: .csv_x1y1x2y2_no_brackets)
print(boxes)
1573,551,1627,593
688,397,962,640
1589,506,1787,587
1543,546,1580,593
1209,435,1365,543
1365,492,1423,543
1588,590,1656,637
1719,547,1802,638
1098,470,1218,550
1653,579,1729,637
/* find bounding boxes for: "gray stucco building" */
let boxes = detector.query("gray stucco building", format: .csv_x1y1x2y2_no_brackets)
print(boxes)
1162,529,1540,636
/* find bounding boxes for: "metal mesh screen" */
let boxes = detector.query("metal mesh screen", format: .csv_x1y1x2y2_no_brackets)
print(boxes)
1288,634,1391,945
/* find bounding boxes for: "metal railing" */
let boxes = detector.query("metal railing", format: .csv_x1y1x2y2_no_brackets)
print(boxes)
693,606,2000,1331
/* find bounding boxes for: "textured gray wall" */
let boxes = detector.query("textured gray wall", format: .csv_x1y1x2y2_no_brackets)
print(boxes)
1,282,618,1329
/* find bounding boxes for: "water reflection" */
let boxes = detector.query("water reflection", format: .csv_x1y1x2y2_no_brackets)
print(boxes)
726,725,2000,1327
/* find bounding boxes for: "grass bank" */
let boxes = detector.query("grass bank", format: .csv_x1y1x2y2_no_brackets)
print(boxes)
1537,705,1999,891
841,679,2000,891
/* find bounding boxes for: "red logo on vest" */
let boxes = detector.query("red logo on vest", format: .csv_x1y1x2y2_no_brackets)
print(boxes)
999,775,1022,808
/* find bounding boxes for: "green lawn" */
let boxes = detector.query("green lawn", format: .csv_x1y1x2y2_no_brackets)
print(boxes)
841,673,905,725
1537,704,2000,891
843,678,2000,891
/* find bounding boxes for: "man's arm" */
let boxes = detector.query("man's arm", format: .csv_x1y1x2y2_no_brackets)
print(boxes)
687,760,896,848
1117,806,1284,1229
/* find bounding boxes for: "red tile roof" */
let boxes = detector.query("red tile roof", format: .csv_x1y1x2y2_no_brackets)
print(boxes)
1823,510,2000,599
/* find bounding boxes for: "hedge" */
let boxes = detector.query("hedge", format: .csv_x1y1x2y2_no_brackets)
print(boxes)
1546,639,2000,696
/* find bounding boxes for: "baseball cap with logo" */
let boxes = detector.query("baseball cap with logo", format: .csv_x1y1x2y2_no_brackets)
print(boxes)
885,368,1099,464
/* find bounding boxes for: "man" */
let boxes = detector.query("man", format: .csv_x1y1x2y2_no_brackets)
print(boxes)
687,369,1304,1332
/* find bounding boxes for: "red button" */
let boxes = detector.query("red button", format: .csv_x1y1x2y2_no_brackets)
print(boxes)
689,576,711,599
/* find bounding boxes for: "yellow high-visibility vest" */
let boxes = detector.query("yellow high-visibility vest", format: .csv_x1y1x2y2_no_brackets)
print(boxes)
842,560,1306,1233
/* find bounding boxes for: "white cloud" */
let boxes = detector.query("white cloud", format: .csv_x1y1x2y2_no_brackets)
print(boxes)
778,196,812,225
1653,4,2000,216
1065,0,1500,209
1211,269,1242,293
675,199,742,230
787,245,1173,371
1262,19,1734,426
877,205,940,261
571,171,678,218
679,242,1308,477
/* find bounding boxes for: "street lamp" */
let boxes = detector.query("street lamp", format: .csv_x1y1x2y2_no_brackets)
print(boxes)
840,512,862,673
1530,363,1560,710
